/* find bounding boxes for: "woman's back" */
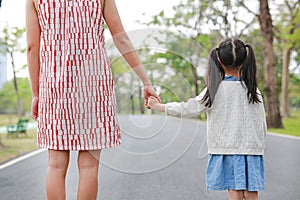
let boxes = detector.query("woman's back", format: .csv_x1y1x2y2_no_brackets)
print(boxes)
38,0,107,82
36,0,121,150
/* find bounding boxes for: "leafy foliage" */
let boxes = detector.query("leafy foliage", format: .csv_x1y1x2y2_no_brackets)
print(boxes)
0,26,26,54
0,26,26,116
0,78,31,115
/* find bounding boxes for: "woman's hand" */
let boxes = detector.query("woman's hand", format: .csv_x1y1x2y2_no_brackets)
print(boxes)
31,96,39,121
143,83,161,109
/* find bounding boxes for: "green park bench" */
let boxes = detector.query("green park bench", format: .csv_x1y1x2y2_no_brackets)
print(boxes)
6,118,30,138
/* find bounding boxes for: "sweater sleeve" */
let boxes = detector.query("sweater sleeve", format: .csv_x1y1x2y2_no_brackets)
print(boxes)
258,90,268,138
165,88,208,118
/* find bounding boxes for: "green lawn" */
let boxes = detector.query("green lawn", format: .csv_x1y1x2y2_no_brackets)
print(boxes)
0,114,19,126
0,114,34,126
0,114,38,164
0,130,38,164
268,110,300,137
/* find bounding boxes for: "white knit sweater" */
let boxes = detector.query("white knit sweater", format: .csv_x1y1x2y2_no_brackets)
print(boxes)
165,81,267,155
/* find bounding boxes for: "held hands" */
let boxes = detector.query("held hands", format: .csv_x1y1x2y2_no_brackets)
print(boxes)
143,83,161,109
148,96,160,108
147,96,166,112
143,83,165,112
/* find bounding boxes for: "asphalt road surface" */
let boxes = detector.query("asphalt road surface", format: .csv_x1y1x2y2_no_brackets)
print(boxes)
0,115,299,200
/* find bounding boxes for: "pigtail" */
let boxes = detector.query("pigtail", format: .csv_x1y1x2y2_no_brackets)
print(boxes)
239,44,261,103
201,48,225,107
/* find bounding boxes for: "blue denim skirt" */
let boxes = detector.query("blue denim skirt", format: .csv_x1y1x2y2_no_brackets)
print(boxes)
206,155,265,191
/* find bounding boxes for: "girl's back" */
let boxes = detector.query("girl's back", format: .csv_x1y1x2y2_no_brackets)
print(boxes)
148,38,267,198
206,78,266,155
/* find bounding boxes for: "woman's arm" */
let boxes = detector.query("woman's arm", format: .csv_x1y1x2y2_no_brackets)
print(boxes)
26,0,40,97
103,0,147,83
26,0,40,119
102,0,160,106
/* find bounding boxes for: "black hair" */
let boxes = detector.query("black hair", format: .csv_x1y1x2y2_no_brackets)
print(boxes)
201,48,224,107
201,38,261,107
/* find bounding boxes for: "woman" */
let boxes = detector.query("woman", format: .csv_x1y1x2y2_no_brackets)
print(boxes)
26,0,160,199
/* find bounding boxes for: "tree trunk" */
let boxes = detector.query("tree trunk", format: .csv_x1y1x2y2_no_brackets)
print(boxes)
130,94,135,114
10,51,23,117
139,86,145,114
281,48,291,118
258,0,283,128
189,35,201,96
191,64,199,96
0,136,5,150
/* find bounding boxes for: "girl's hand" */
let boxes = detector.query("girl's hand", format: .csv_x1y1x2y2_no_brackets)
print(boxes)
148,96,160,108
147,96,166,112
31,96,39,121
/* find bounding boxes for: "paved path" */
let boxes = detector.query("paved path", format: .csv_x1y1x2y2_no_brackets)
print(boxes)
0,115,299,200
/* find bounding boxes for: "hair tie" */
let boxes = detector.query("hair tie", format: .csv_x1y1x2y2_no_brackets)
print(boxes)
244,44,249,48
216,47,219,51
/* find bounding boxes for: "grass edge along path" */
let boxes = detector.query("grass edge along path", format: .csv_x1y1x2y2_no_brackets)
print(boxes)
268,110,300,137
0,110,299,165
0,130,38,164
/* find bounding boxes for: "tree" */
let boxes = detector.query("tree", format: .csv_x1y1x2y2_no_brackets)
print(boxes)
289,9,300,62
147,0,258,96
0,77,32,114
258,0,283,128
275,0,300,118
147,2,207,96
289,74,300,108
0,137,4,150
0,27,26,117
110,52,146,114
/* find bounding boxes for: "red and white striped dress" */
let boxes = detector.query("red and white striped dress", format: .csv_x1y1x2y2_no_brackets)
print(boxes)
36,0,121,150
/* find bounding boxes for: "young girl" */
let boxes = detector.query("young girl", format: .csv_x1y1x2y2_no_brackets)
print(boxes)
148,38,267,200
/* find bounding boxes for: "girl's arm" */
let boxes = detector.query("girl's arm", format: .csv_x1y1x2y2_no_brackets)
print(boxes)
149,88,208,118
26,0,40,120
102,0,160,106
